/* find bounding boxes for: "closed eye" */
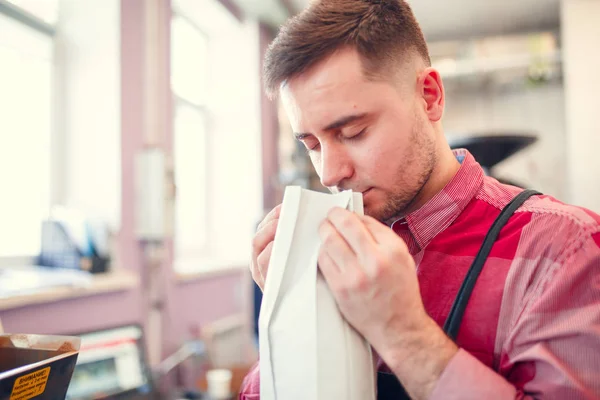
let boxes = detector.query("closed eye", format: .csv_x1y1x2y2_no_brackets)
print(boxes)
296,135,320,153
345,127,367,140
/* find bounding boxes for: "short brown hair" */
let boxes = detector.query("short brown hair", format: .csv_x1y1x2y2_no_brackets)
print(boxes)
264,0,431,98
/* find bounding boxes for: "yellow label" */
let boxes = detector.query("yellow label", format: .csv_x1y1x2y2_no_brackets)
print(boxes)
10,367,50,400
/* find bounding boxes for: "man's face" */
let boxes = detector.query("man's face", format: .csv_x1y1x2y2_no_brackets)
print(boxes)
281,48,437,225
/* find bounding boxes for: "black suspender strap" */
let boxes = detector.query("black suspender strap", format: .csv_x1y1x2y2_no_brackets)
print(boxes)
442,189,541,341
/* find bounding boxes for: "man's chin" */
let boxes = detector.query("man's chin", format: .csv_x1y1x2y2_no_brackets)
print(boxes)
363,206,390,225
365,201,411,226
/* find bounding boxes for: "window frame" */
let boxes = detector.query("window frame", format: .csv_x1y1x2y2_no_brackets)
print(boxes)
0,0,55,36
0,0,58,265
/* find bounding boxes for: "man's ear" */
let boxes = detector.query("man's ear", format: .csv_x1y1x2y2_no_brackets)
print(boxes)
418,67,445,122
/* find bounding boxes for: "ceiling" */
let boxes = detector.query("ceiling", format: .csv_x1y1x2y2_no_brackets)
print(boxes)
231,0,289,27
233,0,561,41
403,0,561,41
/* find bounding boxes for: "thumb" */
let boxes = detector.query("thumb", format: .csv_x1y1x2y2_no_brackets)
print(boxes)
360,215,392,243
361,215,409,252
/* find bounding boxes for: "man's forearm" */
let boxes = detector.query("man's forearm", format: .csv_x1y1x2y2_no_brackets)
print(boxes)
378,317,458,400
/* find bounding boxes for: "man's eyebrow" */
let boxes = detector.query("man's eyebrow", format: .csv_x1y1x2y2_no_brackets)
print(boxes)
324,113,368,131
293,113,369,140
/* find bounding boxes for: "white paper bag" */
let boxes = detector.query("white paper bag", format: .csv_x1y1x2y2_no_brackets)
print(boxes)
259,186,376,400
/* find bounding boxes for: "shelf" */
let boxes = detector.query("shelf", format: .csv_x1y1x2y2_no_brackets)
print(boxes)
175,258,247,283
434,50,562,80
0,269,139,311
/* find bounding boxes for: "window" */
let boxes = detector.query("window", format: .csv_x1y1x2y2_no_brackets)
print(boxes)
171,0,263,272
171,15,209,107
0,4,55,259
171,14,210,259
173,102,208,256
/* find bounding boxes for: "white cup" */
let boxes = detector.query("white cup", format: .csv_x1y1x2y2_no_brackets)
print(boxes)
206,368,232,399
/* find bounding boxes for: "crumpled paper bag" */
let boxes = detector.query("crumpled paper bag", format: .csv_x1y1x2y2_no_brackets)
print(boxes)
259,186,376,400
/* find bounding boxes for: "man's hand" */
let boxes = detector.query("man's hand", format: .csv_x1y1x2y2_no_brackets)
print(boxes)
250,205,282,291
318,207,458,400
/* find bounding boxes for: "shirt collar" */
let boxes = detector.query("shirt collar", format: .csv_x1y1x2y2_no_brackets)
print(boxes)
391,149,484,251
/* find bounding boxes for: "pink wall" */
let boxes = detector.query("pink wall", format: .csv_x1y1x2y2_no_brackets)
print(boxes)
168,272,245,349
1,291,141,335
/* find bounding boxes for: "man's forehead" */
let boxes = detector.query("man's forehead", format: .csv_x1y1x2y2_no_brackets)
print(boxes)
280,58,371,127
284,49,366,96
280,82,366,133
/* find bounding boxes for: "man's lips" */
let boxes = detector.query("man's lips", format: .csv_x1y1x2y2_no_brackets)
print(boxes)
335,187,373,195
361,188,374,201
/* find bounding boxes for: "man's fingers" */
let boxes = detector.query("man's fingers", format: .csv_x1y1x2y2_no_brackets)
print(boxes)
256,241,274,283
257,204,282,232
326,207,377,262
318,248,342,287
319,242,369,302
319,219,358,273
361,215,394,245
250,204,282,291
253,219,278,257
250,263,264,290
362,215,410,259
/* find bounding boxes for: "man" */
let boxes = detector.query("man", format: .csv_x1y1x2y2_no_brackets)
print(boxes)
241,0,600,399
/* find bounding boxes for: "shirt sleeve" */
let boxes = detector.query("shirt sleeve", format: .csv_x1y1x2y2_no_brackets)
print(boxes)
430,232,600,400
239,361,260,400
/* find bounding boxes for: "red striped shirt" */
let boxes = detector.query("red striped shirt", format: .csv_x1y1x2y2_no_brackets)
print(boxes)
240,149,600,399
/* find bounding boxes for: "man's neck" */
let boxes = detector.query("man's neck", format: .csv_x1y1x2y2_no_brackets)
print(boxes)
405,146,461,216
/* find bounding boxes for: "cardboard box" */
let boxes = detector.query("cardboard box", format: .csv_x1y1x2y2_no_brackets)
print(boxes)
0,334,80,400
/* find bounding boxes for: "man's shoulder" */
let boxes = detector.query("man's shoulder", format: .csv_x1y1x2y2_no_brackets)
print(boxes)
477,176,600,231
476,177,600,259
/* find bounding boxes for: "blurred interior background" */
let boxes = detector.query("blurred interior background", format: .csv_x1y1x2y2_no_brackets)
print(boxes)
0,0,599,398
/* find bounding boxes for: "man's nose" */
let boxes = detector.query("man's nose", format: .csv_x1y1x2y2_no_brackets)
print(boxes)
318,144,354,189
